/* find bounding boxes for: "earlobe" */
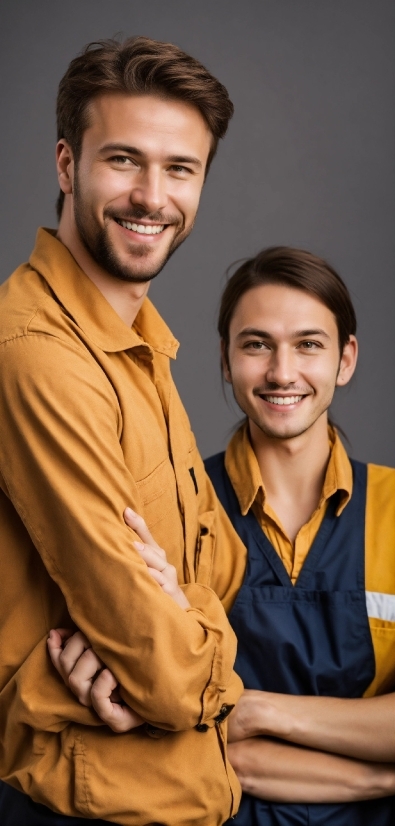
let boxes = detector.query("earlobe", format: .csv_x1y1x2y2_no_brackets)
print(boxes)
56,140,74,195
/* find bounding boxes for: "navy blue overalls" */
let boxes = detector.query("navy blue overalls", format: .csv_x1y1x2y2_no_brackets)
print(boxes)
205,453,395,826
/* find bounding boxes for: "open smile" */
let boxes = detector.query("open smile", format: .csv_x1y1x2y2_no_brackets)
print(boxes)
258,394,307,409
114,217,169,240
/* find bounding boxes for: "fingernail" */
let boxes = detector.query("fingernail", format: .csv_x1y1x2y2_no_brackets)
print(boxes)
125,507,137,518
133,541,144,550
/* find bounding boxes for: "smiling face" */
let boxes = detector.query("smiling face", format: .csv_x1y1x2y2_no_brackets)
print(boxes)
57,93,212,283
223,283,357,445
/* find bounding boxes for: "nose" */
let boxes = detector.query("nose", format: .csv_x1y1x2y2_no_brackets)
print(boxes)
129,166,168,214
266,345,298,386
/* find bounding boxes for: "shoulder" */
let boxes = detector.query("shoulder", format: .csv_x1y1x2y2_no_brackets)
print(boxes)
0,264,53,344
366,463,395,517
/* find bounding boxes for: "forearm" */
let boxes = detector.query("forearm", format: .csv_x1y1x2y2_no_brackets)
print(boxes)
229,690,395,761
228,737,395,803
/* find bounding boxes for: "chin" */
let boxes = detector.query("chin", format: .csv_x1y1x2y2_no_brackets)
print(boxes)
256,420,310,441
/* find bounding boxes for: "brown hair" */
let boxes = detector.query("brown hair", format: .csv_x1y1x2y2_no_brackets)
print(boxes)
219,246,357,367
56,35,233,218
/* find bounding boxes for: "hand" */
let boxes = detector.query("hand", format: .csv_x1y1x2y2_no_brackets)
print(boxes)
47,628,143,732
124,507,190,609
227,689,287,743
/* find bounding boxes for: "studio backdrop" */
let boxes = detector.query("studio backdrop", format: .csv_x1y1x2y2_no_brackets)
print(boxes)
1,0,394,464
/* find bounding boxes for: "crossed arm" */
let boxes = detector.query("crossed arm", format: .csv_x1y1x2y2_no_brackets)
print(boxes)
226,690,395,802
48,511,395,804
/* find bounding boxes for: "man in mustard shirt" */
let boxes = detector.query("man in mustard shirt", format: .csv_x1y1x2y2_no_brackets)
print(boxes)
0,36,243,825
58,247,395,823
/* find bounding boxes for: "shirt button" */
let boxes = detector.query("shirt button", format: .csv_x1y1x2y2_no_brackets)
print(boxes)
195,723,209,732
214,704,235,724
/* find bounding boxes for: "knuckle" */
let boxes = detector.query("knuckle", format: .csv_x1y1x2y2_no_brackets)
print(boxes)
68,672,80,691
84,648,100,668
90,683,100,701
109,720,126,733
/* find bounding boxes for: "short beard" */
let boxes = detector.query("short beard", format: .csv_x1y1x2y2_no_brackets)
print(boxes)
73,175,190,284
87,223,163,284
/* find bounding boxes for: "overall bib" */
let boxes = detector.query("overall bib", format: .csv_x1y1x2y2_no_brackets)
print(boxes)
205,453,394,826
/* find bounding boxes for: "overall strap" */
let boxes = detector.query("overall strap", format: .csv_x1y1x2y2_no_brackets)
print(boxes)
205,451,291,587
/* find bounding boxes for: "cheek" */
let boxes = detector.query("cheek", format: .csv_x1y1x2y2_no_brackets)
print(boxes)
174,182,203,222
229,358,260,394
84,169,131,207
305,359,339,392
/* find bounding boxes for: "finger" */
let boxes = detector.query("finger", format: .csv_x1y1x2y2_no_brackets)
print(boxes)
68,648,104,706
47,628,74,674
124,509,165,557
58,631,92,680
91,669,144,733
133,541,171,573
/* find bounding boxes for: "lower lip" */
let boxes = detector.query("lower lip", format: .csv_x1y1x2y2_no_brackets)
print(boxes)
115,221,168,243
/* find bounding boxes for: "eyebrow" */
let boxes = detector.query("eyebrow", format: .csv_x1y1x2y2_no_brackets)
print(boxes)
236,327,331,341
99,143,203,169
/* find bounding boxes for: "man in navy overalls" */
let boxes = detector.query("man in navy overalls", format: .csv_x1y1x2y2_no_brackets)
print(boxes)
205,246,395,824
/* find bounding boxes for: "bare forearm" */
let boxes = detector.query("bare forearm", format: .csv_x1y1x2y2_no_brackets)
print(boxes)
229,690,395,761
228,737,395,803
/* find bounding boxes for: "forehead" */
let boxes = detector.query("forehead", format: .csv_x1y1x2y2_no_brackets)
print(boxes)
229,283,338,337
81,92,212,159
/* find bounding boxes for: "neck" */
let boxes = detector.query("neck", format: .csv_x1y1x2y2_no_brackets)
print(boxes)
57,210,149,328
249,416,331,541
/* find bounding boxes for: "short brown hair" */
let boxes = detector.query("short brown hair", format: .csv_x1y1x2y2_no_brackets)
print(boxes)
56,35,234,218
219,246,357,366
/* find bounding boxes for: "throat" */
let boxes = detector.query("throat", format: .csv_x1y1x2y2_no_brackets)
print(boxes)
266,485,325,544
252,427,331,543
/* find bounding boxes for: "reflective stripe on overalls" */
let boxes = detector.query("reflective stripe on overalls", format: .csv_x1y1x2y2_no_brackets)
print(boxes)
205,452,395,826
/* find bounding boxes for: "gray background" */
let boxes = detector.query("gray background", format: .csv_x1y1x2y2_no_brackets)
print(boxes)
1,0,394,465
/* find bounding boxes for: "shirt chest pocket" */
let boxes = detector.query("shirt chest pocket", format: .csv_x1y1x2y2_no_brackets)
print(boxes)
135,458,180,532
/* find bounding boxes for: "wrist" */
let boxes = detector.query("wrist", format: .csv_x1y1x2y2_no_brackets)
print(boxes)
255,692,299,740
175,587,190,609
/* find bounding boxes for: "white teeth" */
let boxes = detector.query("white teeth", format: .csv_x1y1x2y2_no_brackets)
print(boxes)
265,395,303,406
119,220,164,235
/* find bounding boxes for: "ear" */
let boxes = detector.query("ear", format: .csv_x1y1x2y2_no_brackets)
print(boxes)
220,339,232,383
56,140,74,195
336,335,358,387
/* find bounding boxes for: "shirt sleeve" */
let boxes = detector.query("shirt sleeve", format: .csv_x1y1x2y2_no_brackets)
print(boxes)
0,333,238,731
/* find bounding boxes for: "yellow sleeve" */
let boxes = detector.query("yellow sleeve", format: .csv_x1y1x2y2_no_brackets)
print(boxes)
0,334,237,731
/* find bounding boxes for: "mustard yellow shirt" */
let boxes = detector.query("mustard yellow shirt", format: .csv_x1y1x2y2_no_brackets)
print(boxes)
223,423,395,698
0,229,242,825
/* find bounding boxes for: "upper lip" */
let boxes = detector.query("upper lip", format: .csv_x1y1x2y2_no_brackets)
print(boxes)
128,221,164,226
116,217,168,226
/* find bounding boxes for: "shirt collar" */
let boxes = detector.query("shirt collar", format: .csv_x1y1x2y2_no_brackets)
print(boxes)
29,228,179,358
225,421,353,517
